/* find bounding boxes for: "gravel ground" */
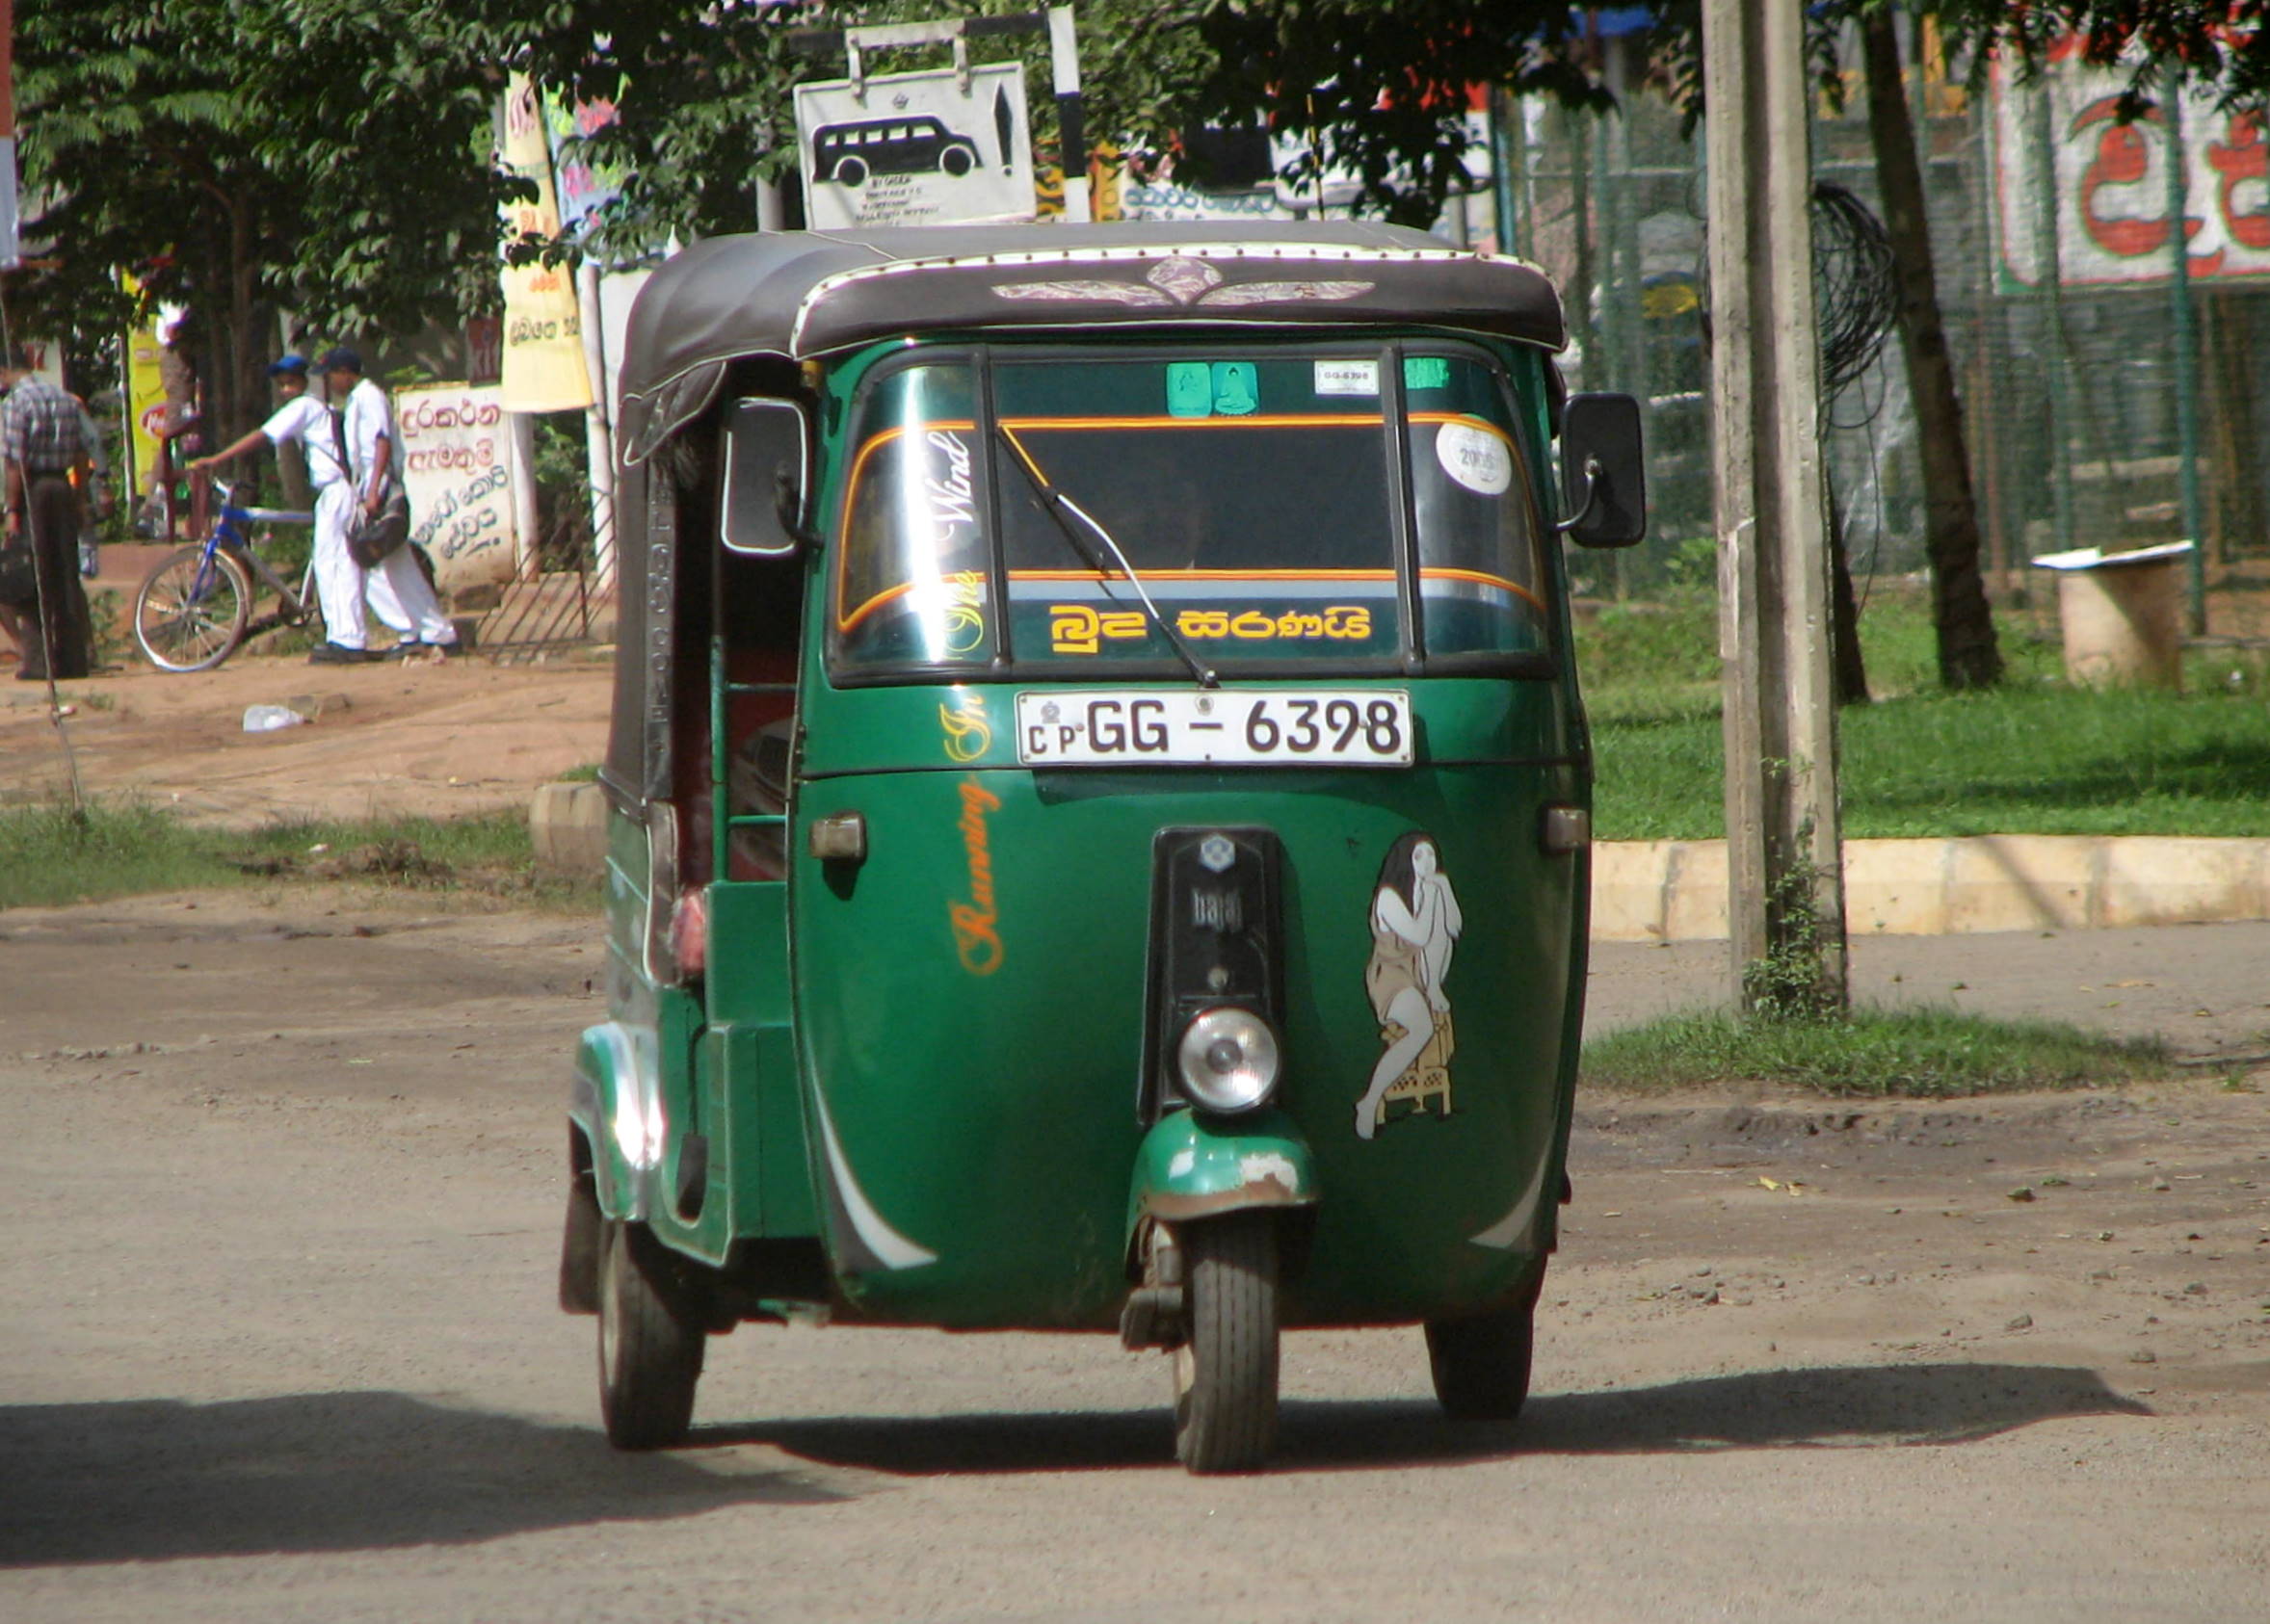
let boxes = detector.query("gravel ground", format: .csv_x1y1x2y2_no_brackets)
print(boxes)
3,891,2265,1622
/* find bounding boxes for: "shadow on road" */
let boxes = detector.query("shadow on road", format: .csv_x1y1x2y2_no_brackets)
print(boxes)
0,1390,842,1568
1519,1361,2151,1452
721,1361,2148,1477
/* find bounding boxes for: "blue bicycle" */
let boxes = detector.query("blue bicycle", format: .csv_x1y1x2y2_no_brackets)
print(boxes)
130,482,316,671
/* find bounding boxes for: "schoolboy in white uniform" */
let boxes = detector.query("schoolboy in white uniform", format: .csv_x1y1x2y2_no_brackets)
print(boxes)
189,354,391,664
319,347,460,659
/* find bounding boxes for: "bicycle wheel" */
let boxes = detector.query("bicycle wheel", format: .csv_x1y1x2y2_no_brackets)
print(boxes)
134,545,252,672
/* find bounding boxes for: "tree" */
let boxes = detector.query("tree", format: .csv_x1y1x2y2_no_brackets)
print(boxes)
12,0,520,448
516,1,1226,262
1855,6,2002,689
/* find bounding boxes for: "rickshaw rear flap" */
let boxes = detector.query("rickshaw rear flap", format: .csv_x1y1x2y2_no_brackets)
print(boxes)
612,222,1569,466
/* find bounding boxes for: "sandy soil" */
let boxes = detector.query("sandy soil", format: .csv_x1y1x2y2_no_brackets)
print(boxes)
1,886,2265,1623
1,649,612,826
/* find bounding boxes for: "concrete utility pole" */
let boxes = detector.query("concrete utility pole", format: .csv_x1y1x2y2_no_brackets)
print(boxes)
1702,0,1848,1013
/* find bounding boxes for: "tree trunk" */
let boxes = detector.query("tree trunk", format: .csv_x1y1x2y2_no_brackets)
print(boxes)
1861,10,2002,690
1827,483,1871,704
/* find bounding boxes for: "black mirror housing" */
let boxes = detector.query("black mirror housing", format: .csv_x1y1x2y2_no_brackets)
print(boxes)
1559,392,1648,548
719,398,812,557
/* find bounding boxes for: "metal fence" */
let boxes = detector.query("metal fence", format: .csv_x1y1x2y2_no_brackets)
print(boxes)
1495,39,2270,637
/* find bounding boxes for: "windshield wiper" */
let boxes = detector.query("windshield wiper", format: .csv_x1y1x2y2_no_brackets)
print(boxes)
993,425,1217,688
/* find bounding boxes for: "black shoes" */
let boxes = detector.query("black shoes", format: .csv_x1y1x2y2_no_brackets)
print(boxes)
307,642,383,665
384,640,466,660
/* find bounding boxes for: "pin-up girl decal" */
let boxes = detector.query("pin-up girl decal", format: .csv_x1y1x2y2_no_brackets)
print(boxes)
1355,832,1463,1139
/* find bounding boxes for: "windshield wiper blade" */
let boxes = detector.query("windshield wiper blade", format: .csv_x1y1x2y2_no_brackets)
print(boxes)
994,425,1217,689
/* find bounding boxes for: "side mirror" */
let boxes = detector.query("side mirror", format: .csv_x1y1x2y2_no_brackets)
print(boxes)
719,397,813,557
1556,392,1648,548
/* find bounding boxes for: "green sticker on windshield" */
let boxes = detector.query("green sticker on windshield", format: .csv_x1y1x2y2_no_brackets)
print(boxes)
1166,362,1212,418
1211,361,1258,416
1404,356,1451,391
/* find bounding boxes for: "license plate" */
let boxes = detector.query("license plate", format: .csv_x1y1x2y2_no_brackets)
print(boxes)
1014,690,1413,768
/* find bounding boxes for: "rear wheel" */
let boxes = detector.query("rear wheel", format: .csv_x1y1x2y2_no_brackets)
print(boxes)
596,1218,706,1449
1425,1266,1544,1421
133,545,251,671
1172,1212,1280,1473
832,154,869,187
940,143,976,176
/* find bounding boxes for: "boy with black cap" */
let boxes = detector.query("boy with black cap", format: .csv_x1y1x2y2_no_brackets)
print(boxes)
191,353,387,664
318,346,459,660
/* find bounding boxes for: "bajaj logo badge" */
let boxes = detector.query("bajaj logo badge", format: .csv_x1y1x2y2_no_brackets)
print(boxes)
1199,834,1236,874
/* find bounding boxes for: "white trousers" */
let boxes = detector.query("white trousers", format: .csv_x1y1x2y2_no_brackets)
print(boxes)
311,483,456,649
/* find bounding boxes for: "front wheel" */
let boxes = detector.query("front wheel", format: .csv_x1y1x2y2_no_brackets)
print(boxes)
596,1219,706,1449
1172,1212,1280,1473
133,545,251,672
1425,1266,1544,1421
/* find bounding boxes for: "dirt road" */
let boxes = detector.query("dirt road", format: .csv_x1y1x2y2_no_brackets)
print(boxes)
1,651,611,826
3,889,2265,1622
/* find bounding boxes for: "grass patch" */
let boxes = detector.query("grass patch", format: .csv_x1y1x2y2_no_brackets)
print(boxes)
1579,592,2270,839
0,800,597,913
1583,1007,2175,1099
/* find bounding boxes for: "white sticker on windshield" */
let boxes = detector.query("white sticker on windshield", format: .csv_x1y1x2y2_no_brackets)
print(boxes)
1435,421,1512,496
1313,359,1379,396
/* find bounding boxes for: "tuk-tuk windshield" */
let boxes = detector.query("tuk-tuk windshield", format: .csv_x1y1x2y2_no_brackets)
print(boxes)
831,347,1549,676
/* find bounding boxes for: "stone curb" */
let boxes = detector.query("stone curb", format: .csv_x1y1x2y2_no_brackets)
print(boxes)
529,785,2270,939
1594,835,2270,941
530,781,609,876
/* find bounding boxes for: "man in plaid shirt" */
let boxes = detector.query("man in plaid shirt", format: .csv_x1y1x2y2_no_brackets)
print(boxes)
0,347,110,680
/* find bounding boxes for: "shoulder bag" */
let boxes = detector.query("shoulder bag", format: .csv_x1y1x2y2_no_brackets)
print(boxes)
330,406,411,568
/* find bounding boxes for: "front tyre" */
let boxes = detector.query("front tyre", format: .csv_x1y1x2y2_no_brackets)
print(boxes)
1172,1212,1280,1473
134,546,251,672
596,1218,706,1449
1425,1266,1544,1421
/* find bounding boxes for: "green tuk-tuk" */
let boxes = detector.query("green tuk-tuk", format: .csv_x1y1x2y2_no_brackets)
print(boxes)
558,222,1646,1473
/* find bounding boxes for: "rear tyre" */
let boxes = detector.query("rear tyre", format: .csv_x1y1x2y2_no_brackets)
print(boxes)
940,143,976,177
1425,1267,1544,1421
596,1218,706,1449
133,545,251,672
832,155,869,187
1172,1212,1280,1474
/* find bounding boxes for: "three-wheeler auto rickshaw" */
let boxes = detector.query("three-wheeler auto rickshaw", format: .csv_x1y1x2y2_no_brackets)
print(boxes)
558,220,1645,1472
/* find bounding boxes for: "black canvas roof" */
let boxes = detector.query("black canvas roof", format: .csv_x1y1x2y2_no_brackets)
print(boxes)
615,222,1568,461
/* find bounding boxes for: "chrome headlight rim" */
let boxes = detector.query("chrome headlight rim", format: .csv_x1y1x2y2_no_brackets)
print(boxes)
1175,1006,1281,1114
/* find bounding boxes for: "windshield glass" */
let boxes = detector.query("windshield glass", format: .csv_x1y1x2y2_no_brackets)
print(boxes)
830,346,1550,677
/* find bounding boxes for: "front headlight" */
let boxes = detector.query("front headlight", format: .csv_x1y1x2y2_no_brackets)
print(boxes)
1175,1007,1281,1114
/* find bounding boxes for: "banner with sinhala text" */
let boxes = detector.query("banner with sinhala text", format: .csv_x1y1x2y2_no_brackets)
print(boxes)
396,382,517,592
499,71,594,411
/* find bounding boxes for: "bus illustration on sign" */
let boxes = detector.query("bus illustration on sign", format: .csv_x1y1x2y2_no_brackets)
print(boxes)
811,116,983,188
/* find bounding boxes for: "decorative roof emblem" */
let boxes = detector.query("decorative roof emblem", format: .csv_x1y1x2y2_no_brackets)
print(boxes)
992,255,1373,309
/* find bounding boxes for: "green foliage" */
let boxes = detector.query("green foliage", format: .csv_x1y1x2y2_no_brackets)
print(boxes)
1740,824,1840,1021
1583,1006,2174,1099
1184,1,1605,226
13,0,524,441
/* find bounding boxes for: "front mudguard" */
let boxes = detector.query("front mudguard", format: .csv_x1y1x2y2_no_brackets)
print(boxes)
570,1020,663,1223
1124,1107,1318,1247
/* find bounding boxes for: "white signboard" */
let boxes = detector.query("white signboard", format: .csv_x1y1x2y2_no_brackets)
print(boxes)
795,64,1033,229
395,382,516,589
1992,50,2270,288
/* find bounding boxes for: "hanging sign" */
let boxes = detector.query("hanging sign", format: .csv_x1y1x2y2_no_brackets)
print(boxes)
795,63,1033,229
499,71,594,410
